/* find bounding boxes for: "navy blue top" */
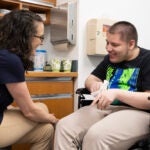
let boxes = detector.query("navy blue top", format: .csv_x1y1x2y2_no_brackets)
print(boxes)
0,49,25,124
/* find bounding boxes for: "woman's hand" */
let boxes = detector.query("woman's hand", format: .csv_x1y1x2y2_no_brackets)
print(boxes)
49,113,59,124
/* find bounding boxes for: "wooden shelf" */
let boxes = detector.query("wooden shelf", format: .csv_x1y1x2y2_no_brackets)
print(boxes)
0,0,56,24
25,71,78,78
0,0,21,12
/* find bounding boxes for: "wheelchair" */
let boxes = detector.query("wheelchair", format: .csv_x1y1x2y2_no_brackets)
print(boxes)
0,146,12,150
76,88,150,150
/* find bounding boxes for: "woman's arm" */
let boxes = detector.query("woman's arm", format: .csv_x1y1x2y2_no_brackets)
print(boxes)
6,82,58,123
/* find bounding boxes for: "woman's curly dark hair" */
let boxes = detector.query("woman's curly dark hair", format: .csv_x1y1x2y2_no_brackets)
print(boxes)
0,10,43,70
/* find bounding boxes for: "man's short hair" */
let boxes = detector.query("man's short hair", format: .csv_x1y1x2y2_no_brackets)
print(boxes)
108,21,138,46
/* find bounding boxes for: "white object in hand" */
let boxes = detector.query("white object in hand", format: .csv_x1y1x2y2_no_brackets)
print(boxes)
91,80,109,97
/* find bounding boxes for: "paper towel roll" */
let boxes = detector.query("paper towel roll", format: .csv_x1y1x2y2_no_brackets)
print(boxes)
34,50,47,72
54,43,70,51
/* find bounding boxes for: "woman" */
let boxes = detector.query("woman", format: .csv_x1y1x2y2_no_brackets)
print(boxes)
0,10,58,149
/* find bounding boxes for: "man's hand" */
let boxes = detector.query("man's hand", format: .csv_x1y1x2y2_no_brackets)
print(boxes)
91,89,116,110
91,80,109,97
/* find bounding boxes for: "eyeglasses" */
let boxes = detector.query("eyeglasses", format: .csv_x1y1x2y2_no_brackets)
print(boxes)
34,35,45,42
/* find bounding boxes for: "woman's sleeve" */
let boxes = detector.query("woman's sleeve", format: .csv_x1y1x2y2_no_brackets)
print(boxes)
0,53,25,84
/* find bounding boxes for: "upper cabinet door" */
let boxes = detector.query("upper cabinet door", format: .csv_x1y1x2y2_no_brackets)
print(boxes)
0,0,56,24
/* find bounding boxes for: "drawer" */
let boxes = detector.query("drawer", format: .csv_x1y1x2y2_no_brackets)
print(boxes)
27,80,74,95
35,97,73,118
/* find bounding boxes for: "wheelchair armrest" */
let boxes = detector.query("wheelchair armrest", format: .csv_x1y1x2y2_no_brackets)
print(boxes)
76,88,92,108
76,88,90,95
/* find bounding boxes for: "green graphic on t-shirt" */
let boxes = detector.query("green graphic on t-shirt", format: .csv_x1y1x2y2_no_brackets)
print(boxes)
106,66,114,81
118,69,135,90
106,66,139,105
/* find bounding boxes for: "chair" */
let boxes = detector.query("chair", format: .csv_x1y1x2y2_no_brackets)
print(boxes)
76,88,92,108
129,137,150,150
76,88,150,150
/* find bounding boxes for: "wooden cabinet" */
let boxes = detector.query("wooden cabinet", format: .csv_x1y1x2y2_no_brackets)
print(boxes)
26,75,75,118
42,0,56,3
0,0,21,19
0,0,56,24
13,71,78,118
12,71,78,150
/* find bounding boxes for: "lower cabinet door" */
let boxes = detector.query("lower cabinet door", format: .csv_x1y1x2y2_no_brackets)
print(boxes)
37,97,74,119
12,144,30,150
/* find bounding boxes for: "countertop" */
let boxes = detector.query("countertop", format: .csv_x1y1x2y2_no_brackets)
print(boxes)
25,71,78,77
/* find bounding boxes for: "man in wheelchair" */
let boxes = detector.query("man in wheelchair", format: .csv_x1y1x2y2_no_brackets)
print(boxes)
54,21,150,150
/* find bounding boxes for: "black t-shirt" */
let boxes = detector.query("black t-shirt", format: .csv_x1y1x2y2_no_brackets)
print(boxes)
0,49,25,123
91,47,150,106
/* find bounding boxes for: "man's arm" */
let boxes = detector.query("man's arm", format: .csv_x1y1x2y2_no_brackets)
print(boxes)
116,89,150,110
92,89,150,110
85,74,103,92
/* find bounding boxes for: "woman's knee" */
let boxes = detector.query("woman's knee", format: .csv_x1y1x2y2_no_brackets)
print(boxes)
39,123,54,140
34,102,49,113
45,124,54,139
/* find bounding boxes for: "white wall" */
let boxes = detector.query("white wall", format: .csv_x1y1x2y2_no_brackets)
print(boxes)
78,0,150,88
40,0,150,110
38,25,78,63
